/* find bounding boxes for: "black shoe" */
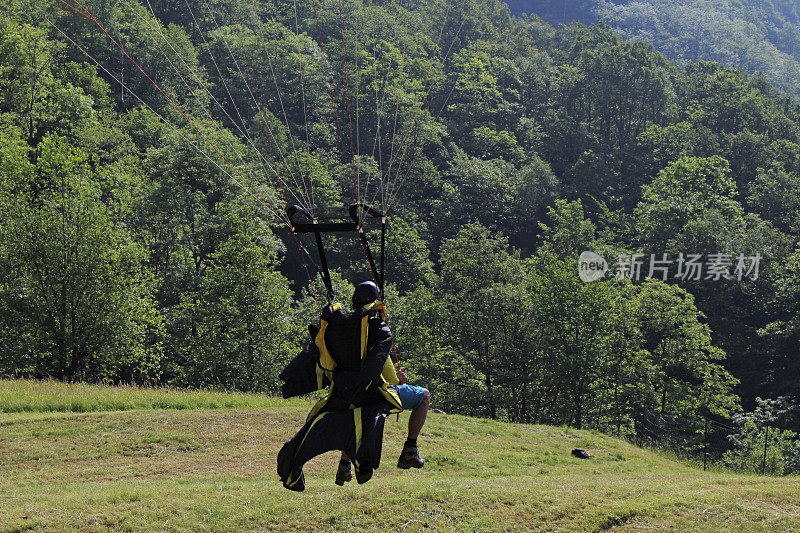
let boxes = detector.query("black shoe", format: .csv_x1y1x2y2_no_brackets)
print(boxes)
335,459,352,486
397,445,425,469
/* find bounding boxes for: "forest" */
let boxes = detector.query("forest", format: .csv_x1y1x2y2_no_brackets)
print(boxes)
513,0,800,99
1,0,799,472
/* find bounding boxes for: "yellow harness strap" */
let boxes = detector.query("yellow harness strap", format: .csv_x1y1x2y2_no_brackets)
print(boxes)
353,407,363,455
312,303,340,390
360,301,402,412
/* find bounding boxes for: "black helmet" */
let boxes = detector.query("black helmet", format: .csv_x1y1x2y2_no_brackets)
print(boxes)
352,281,381,309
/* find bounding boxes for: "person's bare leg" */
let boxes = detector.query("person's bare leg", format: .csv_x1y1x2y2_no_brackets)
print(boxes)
335,452,352,485
407,389,430,440
398,389,429,469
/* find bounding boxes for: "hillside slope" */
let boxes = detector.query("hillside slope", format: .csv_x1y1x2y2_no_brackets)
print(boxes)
509,0,800,99
2,395,800,530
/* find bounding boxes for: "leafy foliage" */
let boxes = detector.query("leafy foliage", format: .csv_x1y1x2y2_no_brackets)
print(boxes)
514,0,800,100
1,0,800,467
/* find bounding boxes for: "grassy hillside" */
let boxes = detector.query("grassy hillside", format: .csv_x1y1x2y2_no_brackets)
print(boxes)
1,381,800,531
0,379,306,414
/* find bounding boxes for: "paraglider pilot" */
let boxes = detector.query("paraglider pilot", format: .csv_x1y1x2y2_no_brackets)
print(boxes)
335,281,430,485
277,280,429,490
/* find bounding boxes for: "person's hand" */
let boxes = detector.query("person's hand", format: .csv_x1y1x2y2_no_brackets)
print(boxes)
396,367,408,384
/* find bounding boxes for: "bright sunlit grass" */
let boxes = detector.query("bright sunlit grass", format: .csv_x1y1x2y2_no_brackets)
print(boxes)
2,381,800,531
0,379,300,414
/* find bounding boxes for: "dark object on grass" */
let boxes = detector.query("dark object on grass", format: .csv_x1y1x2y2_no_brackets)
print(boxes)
572,448,592,459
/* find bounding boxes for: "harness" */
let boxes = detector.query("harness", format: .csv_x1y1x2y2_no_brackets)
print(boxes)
287,203,401,367
307,300,402,421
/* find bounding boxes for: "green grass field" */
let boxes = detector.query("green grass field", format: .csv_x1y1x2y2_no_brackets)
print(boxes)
1,380,799,532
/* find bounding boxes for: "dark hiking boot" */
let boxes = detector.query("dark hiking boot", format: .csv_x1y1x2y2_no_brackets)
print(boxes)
335,459,352,486
397,445,424,469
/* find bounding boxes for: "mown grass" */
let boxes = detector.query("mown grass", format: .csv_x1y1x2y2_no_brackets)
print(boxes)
0,379,304,414
1,382,800,531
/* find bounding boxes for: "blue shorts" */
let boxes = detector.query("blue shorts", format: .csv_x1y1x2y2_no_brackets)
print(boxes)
390,384,427,410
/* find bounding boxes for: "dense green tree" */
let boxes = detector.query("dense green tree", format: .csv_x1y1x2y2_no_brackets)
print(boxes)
526,251,615,428
634,281,737,419
758,249,800,401
436,223,525,418
748,163,800,234
0,136,160,381
635,156,743,252
180,230,297,391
